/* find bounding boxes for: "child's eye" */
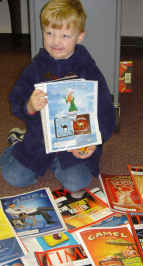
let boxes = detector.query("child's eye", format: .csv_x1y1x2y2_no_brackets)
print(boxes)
46,32,52,36
63,34,71,38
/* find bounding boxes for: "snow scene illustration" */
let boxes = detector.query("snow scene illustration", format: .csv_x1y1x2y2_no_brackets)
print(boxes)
45,80,102,152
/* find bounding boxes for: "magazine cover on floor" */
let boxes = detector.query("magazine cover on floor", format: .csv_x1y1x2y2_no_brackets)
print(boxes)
0,188,66,238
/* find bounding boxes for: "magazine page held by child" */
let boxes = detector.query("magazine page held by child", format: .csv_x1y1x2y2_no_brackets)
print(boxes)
35,79,102,154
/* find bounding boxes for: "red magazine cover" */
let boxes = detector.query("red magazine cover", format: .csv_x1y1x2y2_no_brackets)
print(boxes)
76,225,143,266
128,165,143,198
99,174,143,213
52,188,113,232
119,61,133,94
35,244,90,266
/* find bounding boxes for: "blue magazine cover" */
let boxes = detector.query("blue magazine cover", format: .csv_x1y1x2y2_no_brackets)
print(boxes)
35,79,102,153
3,259,24,266
0,188,66,238
92,213,129,227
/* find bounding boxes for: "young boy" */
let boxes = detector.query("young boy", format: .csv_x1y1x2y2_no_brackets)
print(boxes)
0,0,115,193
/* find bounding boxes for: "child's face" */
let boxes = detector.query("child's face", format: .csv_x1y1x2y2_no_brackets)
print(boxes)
43,23,85,60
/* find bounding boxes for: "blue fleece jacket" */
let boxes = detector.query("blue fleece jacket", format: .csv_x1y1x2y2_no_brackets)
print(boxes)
9,45,115,176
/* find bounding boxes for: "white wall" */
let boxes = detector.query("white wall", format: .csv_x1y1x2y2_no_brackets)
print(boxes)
0,0,29,33
120,0,143,36
21,0,29,33
0,0,142,36
0,0,11,33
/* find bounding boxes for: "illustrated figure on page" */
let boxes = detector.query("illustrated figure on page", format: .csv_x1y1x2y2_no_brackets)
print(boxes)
65,91,78,112
113,186,141,208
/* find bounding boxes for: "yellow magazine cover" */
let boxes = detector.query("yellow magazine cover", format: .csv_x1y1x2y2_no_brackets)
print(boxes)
42,232,68,247
0,207,15,239
0,206,26,264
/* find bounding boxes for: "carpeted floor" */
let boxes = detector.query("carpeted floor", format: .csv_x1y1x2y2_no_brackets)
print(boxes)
0,37,142,196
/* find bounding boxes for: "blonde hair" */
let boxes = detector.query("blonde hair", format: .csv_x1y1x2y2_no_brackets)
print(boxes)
40,0,86,33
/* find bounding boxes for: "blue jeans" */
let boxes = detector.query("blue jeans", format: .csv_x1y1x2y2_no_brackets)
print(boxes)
0,146,92,191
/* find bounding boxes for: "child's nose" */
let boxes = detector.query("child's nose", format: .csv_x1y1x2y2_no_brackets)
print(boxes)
53,35,60,46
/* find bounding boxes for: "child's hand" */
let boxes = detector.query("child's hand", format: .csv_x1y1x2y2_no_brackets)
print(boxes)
27,89,48,113
67,145,96,159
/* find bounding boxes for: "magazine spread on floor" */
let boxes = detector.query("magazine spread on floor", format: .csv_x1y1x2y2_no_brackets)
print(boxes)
52,188,113,232
35,244,90,266
21,231,91,266
99,173,143,213
91,212,129,228
127,213,143,258
128,165,143,198
0,188,66,238
1,165,143,266
35,79,102,153
76,224,143,266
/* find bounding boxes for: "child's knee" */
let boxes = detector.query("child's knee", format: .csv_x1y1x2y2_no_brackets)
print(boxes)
1,165,38,187
55,163,92,192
